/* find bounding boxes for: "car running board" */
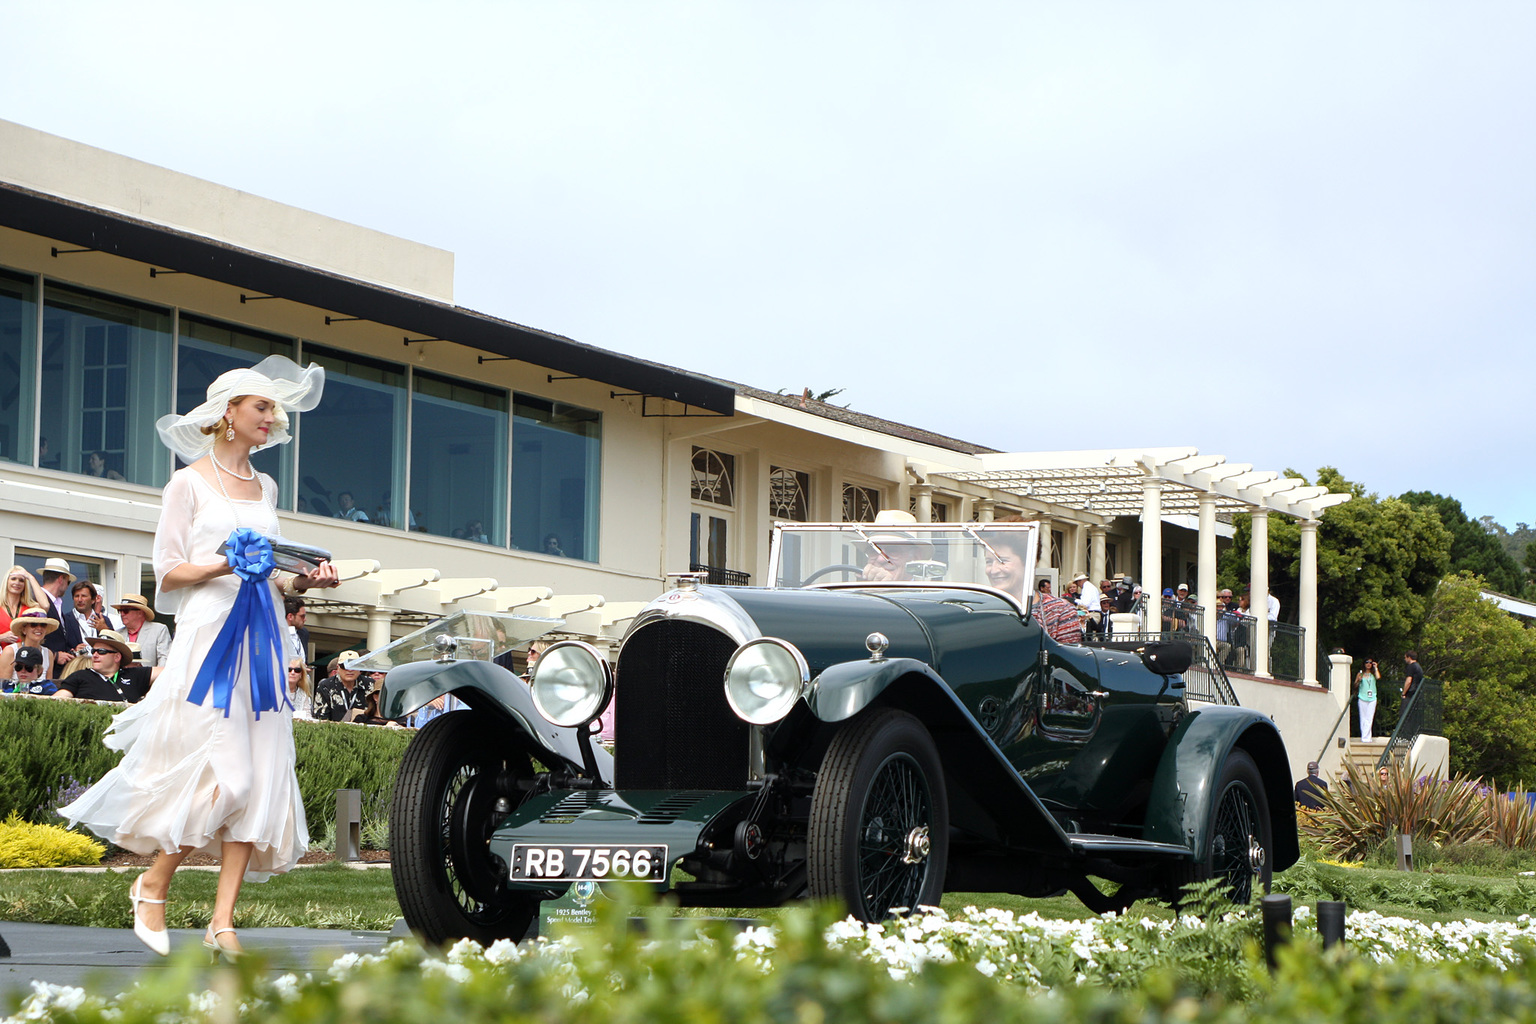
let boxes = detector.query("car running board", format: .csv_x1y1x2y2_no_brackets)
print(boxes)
1065,833,1193,862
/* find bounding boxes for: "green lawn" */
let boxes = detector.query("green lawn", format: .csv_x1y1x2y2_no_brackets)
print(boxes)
0,859,1530,932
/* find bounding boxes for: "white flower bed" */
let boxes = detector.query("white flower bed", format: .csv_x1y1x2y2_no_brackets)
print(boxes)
9,907,1536,1023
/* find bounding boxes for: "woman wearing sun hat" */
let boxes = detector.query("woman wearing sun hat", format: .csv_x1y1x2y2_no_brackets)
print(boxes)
0,607,59,680
60,355,339,959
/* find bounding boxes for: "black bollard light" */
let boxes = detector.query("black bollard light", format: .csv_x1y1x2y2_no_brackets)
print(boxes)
1261,894,1293,969
1317,900,1347,949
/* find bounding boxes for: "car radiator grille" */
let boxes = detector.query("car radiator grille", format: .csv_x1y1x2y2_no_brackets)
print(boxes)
615,620,749,790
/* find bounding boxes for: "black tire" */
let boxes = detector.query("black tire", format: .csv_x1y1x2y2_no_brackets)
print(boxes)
389,711,538,945
807,708,949,921
1189,748,1273,904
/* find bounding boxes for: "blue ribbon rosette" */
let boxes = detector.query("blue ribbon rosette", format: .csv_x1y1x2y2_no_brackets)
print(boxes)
186,528,292,718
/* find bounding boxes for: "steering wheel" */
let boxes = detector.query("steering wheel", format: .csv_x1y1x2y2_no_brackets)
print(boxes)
802,563,865,584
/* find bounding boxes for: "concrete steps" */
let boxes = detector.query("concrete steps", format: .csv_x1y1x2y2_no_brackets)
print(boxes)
1344,739,1391,774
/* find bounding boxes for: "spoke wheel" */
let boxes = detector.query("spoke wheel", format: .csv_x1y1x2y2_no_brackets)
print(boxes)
390,711,538,945
1189,748,1272,905
808,708,949,922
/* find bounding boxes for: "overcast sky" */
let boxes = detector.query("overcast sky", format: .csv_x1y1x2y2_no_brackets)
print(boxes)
7,3,1533,525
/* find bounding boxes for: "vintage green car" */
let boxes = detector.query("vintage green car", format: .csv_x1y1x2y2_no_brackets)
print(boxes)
375,521,1297,945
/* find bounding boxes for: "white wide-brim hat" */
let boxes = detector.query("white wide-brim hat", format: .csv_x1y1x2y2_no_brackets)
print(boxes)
156,355,325,463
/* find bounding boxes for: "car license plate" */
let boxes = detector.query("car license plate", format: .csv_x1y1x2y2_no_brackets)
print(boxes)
510,844,668,882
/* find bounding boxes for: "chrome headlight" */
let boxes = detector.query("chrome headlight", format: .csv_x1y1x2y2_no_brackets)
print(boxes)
724,638,809,725
529,641,613,728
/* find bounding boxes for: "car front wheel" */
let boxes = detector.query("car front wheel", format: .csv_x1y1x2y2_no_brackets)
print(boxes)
807,707,949,921
389,710,539,945
1189,748,1273,905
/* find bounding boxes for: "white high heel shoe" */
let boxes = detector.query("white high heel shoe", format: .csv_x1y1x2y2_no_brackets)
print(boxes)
129,877,170,956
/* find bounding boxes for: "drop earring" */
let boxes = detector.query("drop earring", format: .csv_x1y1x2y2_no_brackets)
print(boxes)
224,424,235,442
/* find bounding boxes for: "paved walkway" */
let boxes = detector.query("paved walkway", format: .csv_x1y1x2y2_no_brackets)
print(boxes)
0,921,396,1002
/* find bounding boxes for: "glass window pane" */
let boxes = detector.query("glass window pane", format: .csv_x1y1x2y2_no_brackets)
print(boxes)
511,395,600,561
410,370,508,544
0,269,37,465
769,466,810,522
691,447,735,507
40,283,172,486
176,316,297,498
297,344,406,527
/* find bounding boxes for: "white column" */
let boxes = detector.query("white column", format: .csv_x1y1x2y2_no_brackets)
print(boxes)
1088,525,1107,586
912,484,933,523
974,498,995,523
366,606,394,654
1197,494,1218,642
1250,509,1271,678
1141,479,1162,629
1299,518,1319,686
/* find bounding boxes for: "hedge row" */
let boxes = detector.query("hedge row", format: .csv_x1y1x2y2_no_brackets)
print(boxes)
0,698,411,835
15,896,1536,1024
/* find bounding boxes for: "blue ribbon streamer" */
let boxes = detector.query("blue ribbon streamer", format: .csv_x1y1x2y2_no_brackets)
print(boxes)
186,528,292,719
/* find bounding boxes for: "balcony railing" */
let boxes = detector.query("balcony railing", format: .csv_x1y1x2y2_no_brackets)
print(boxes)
689,563,751,587
1211,613,1306,683
1080,631,1240,707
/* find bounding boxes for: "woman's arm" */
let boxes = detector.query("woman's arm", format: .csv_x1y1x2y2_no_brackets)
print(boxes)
161,560,234,592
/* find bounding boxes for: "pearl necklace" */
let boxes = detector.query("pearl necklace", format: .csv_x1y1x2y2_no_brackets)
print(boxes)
210,451,256,481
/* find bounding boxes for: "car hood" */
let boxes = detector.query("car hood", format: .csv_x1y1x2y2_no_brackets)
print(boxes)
625,583,1030,679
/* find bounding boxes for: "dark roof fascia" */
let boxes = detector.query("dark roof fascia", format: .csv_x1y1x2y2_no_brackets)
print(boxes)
730,380,999,456
0,183,735,415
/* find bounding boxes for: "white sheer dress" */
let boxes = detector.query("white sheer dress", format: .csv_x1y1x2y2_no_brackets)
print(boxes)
60,468,309,880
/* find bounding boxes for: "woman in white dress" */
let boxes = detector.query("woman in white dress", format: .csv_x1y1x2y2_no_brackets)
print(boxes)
61,356,337,958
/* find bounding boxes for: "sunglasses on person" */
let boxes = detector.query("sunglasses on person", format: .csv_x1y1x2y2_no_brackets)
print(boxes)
89,648,116,657
287,666,305,674
16,664,42,674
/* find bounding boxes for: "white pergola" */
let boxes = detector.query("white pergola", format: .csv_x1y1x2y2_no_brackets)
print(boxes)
939,447,1354,684
310,559,647,654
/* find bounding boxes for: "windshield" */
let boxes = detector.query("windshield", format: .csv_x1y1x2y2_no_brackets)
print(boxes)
347,610,563,672
769,522,1040,608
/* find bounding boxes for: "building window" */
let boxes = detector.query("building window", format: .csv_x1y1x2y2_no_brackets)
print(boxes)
1104,542,1118,580
297,344,406,526
691,448,736,507
176,315,297,499
40,283,173,487
842,483,880,522
769,466,810,522
411,371,508,544
0,269,37,466
512,395,600,561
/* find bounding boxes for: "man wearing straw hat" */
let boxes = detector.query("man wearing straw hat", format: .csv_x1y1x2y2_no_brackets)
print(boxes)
859,510,935,582
37,557,86,670
54,630,159,704
113,594,172,668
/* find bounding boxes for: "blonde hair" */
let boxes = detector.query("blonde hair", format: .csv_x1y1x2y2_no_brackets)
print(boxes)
4,567,48,617
288,657,313,697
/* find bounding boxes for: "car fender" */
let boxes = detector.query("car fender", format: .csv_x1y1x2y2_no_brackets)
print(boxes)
806,656,945,723
380,659,611,777
805,657,1075,856
1142,706,1299,871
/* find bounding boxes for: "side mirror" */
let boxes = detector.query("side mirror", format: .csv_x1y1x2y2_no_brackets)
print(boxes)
1138,641,1192,676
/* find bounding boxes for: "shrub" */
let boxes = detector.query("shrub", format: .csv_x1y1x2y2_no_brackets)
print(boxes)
1301,761,1497,861
0,698,411,838
0,811,105,867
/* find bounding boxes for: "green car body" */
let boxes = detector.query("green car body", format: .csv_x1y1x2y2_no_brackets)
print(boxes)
383,524,1298,943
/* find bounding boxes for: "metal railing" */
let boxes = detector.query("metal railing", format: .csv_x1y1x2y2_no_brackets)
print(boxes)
1211,615,1305,683
689,563,751,587
1377,677,1442,770
1081,631,1240,707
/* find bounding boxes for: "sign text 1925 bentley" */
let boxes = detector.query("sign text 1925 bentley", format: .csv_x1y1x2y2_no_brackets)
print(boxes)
373,520,1297,944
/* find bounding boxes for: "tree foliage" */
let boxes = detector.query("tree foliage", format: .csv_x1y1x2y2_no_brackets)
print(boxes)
1401,492,1529,596
1421,573,1536,785
1218,467,1452,661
